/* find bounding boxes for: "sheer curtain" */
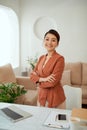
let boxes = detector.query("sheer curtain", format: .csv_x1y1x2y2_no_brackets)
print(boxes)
0,5,19,68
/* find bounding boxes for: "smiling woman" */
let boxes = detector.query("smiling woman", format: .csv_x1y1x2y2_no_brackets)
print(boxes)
0,5,19,68
30,29,66,109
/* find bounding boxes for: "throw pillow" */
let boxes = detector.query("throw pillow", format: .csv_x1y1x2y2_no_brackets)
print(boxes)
61,70,71,86
0,63,16,83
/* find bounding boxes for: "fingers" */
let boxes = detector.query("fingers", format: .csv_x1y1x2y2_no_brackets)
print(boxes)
32,72,36,75
32,71,37,75
48,74,56,82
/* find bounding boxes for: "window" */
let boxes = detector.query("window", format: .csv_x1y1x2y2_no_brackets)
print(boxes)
0,5,19,68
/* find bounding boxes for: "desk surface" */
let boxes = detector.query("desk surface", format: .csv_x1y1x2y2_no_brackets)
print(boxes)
0,103,86,130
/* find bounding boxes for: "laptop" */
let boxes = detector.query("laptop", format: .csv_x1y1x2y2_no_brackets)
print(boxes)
0,105,32,122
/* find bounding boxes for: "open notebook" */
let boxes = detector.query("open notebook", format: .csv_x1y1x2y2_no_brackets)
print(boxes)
0,105,32,122
43,111,70,129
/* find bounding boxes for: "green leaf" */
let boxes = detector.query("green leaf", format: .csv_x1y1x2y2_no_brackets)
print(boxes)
0,83,27,103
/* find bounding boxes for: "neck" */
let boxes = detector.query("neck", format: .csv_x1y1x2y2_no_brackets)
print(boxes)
47,50,55,57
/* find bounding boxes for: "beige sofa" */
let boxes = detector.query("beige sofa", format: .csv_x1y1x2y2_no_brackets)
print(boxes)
0,62,87,106
61,62,87,105
0,63,38,106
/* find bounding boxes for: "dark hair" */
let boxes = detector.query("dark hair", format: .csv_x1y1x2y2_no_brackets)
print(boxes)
44,29,60,43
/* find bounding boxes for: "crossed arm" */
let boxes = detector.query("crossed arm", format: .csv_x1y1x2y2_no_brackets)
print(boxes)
32,71,56,83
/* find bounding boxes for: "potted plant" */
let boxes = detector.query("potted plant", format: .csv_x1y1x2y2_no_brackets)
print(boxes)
0,82,27,103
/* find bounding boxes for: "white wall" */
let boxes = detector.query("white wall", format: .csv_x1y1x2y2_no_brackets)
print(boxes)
0,0,20,17
0,0,87,74
20,0,87,72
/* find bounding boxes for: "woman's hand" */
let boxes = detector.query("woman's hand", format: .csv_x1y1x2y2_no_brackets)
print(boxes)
31,71,39,76
31,71,37,75
39,74,56,82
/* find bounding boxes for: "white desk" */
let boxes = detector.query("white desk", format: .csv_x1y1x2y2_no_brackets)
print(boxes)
0,103,86,130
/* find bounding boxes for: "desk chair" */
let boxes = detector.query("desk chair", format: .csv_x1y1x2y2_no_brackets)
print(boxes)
63,85,82,110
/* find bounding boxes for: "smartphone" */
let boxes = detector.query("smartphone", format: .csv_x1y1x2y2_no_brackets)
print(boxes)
58,114,66,120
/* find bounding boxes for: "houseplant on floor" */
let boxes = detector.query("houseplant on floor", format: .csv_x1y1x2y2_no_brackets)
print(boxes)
0,82,27,103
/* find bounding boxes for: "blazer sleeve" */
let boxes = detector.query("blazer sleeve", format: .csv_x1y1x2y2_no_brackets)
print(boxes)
30,72,40,84
40,57,65,88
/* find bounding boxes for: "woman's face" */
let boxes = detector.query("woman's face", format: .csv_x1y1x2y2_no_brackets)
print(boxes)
44,33,58,52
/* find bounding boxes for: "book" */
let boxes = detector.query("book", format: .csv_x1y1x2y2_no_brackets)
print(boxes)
0,105,32,122
71,108,87,122
43,111,70,129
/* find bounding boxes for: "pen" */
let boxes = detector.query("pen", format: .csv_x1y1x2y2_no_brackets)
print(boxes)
48,123,63,128
55,114,59,121
55,115,57,121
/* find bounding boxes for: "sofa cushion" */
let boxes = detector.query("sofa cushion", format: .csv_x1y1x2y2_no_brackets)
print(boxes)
82,63,87,85
23,90,38,106
0,63,16,83
64,62,82,85
82,85,87,99
15,95,25,104
61,70,71,86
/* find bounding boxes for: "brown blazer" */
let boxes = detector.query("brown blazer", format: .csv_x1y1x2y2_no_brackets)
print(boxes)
30,51,66,107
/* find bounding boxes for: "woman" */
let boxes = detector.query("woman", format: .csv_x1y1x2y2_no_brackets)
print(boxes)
30,29,66,109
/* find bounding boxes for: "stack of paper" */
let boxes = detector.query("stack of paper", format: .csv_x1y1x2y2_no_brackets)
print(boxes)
43,111,70,129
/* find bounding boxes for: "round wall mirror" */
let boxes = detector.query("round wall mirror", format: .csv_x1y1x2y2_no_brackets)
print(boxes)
33,16,57,40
